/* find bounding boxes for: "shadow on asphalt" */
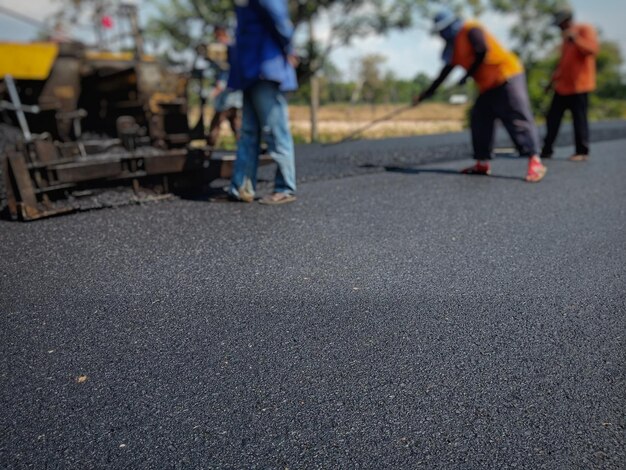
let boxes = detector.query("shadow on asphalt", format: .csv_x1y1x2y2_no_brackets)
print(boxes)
384,166,523,181
176,176,278,203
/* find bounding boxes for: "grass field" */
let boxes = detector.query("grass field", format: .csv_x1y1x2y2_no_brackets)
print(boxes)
189,103,469,148
289,103,468,142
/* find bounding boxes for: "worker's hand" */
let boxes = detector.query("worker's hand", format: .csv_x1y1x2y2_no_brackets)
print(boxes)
543,81,554,93
412,91,430,106
564,30,578,42
211,86,224,99
287,54,300,68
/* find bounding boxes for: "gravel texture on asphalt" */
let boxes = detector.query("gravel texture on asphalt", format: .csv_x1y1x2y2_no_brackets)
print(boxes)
4,121,625,215
1,135,625,469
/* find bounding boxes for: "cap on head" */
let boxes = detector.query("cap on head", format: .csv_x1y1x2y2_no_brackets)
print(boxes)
552,7,573,26
432,9,458,34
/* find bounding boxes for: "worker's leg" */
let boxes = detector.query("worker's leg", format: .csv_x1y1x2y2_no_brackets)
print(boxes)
496,74,540,158
462,91,496,175
570,93,590,157
229,91,260,202
249,80,296,195
190,86,207,139
470,92,496,160
541,93,568,158
496,74,546,182
207,111,226,148
226,108,241,141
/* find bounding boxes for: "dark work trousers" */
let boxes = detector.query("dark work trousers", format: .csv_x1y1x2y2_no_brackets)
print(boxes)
207,108,240,148
471,73,539,160
541,92,589,157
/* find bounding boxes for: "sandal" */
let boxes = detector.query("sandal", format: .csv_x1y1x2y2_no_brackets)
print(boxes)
526,157,547,183
258,192,297,205
461,161,491,175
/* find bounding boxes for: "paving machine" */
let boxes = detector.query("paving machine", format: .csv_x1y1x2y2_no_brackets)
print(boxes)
0,4,247,221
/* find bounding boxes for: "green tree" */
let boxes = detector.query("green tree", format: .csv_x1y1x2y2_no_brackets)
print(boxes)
145,0,232,54
486,0,567,68
595,41,625,98
356,54,388,104
144,0,416,141
588,40,626,119
145,0,414,76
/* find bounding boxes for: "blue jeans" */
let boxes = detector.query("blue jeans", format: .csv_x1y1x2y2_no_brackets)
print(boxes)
229,80,296,199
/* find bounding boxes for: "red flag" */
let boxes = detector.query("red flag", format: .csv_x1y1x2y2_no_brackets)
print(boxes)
101,15,114,29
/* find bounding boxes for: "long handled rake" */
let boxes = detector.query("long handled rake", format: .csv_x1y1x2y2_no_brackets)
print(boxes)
322,102,420,147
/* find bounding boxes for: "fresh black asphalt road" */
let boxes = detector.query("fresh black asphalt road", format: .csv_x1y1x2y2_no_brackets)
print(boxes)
1,131,625,469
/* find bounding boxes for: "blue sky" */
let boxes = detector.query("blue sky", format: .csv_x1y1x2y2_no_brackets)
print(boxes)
1,0,624,80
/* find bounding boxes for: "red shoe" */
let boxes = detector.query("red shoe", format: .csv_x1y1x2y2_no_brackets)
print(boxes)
461,161,491,176
526,156,547,183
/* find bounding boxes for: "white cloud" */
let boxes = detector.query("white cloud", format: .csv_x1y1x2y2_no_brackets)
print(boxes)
0,0,57,20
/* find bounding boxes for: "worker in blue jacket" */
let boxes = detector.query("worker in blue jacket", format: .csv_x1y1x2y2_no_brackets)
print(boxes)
228,0,298,205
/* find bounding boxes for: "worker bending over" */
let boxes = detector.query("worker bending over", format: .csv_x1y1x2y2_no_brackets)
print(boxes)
416,9,547,182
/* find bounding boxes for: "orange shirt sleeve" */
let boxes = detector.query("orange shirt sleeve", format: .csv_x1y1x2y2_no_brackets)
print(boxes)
571,24,599,56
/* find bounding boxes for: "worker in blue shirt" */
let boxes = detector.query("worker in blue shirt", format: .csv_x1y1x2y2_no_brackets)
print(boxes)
228,0,298,205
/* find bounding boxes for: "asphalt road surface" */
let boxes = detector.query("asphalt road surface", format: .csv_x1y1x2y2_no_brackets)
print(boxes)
1,130,625,468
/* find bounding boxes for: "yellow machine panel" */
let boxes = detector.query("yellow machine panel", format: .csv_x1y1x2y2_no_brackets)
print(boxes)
0,42,59,80
84,50,134,62
84,51,156,62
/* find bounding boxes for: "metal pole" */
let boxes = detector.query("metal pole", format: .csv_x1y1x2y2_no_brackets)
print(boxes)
323,103,417,147
310,75,320,143
308,17,319,143
121,3,144,59
4,75,32,141
95,2,105,50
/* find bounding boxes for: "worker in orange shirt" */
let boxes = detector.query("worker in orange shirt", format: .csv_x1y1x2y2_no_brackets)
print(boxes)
416,9,547,182
541,7,599,162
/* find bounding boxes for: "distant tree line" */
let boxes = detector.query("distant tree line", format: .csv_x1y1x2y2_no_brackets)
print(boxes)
291,39,626,120
51,0,626,120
